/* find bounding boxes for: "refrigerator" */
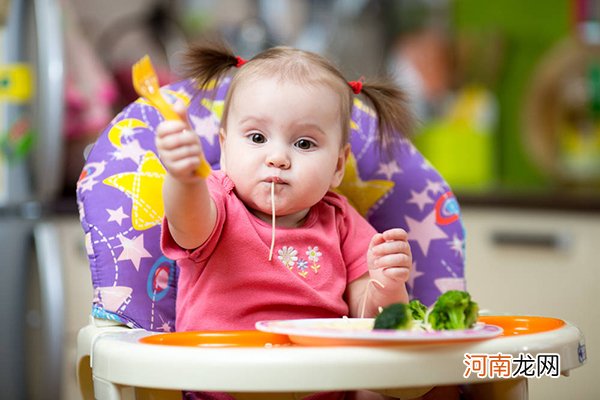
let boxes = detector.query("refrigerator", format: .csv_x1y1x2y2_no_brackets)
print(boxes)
0,0,74,399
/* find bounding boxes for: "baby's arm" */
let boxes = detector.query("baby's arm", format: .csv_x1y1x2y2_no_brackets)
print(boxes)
346,228,411,317
155,106,216,250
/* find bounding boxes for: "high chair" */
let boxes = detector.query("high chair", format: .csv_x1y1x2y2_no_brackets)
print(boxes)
76,77,466,399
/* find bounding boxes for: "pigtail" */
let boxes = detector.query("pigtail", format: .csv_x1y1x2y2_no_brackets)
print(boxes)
182,39,239,90
359,78,417,150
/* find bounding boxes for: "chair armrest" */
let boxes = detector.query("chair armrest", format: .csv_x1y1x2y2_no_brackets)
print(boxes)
77,316,135,361
76,316,145,400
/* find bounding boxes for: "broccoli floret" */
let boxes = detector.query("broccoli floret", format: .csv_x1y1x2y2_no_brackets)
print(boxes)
408,299,428,322
427,290,479,330
373,303,413,330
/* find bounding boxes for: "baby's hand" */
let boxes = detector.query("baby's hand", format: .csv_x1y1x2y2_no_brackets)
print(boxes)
155,104,204,182
367,228,412,283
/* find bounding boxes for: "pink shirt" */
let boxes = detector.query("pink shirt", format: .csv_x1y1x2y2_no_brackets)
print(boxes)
162,171,376,331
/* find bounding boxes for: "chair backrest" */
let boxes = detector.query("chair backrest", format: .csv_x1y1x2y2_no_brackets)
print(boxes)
77,77,466,331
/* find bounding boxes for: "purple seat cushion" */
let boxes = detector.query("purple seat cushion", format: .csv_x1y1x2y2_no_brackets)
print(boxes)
77,78,465,331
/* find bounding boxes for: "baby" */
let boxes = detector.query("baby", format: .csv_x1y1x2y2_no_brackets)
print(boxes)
156,41,414,333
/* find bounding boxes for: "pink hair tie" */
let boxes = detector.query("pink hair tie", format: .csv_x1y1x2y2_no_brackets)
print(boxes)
235,56,247,68
348,80,363,95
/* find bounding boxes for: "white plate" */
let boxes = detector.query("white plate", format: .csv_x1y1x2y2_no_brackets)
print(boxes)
255,318,503,346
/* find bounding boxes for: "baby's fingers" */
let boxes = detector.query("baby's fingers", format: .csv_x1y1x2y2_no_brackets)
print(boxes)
166,141,203,161
172,100,190,122
156,119,187,138
382,267,410,281
373,252,411,269
157,129,199,152
370,239,411,258
382,228,408,242
165,156,201,175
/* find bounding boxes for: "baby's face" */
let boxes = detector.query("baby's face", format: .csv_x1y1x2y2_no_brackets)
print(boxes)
220,76,348,224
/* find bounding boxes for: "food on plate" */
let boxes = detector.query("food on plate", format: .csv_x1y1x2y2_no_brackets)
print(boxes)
373,303,413,330
427,290,479,330
408,299,428,321
373,290,480,331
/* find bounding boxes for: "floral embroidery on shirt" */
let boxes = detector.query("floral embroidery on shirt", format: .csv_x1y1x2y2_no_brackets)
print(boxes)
306,246,321,273
297,259,309,278
278,246,298,270
277,245,324,278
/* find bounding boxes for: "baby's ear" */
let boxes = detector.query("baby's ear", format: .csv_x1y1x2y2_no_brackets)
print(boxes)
218,128,227,171
331,144,351,188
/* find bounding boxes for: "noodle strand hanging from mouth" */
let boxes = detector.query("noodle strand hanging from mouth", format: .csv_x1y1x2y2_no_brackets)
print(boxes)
268,181,276,261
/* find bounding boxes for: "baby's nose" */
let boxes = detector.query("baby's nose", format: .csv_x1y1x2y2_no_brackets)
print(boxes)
266,151,290,169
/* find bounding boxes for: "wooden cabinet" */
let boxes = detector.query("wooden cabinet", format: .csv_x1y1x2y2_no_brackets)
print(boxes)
462,207,599,399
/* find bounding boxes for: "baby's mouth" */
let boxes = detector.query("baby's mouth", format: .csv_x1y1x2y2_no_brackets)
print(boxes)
265,176,285,184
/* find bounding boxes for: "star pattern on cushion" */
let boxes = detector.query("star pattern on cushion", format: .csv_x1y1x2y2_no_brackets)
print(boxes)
103,151,166,231
201,97,224,120
113,139,146,164
448,234,465,259
407,260,425,290
190,113,220,146
407,189,434,211
376,160,402,180
336,152,395,217
405,210,448,257
107,206,129,226
116,233,152,271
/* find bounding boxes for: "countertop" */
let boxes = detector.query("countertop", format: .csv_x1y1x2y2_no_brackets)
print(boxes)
456,190,600,213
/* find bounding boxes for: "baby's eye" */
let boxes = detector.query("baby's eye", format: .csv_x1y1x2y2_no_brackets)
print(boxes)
249,132,266,144
295,139,315,150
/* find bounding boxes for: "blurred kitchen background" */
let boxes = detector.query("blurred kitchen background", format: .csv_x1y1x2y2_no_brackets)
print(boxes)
0,0,598,399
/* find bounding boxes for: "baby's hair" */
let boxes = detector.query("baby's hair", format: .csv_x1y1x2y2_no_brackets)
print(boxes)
360,78,415,147
183,40,240,92
183,39,415,149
